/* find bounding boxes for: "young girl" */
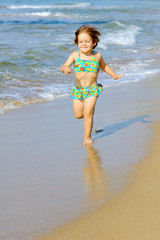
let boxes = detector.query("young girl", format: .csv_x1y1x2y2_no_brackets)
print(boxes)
61,25,124,145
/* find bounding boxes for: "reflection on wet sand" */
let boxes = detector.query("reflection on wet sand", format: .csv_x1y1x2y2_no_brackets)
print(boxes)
35,146,108,240
83,145,108,204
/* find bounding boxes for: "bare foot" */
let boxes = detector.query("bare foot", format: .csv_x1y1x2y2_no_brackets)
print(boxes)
84,137,94,146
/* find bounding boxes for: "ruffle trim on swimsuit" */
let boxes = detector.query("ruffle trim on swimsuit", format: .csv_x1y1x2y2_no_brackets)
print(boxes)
70,83,103,100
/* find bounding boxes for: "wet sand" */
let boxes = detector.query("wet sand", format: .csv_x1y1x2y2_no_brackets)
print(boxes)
0,69,160,240
38,121,160,240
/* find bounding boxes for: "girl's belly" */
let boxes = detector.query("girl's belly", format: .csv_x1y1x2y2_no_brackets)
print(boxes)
74,72,98,87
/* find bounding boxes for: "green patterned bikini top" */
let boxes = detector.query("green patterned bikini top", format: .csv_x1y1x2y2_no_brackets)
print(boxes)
73,51,100,73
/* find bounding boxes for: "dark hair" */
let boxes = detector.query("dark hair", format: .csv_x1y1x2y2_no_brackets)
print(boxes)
74,25,101,49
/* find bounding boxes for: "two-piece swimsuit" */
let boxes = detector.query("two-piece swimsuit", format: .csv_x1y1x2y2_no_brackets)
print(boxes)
70,51,103,100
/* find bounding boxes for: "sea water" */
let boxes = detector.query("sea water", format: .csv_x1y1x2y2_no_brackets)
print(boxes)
0,0,160,114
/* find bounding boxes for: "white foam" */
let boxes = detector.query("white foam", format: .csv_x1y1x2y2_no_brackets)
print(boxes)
99,25,142,49
0,12,50,18
99,59,160,90
24,11,51,17
52,12,85,19
112,21,126,27
39,93,55,100
125,69,160,76
8,3,90,10
3,11,85,19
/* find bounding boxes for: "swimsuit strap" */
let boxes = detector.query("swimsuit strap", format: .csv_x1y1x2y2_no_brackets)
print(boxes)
92,50,96,60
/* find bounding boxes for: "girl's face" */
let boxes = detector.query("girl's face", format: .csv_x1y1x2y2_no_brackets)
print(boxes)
77,32,96,54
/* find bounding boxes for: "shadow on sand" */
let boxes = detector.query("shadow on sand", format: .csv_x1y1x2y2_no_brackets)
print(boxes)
93,115,151,141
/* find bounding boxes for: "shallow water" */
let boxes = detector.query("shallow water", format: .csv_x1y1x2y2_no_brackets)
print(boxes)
0,0,160,115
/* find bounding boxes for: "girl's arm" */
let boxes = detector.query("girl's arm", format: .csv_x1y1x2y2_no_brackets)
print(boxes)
100,54,124,80
61,52,76,74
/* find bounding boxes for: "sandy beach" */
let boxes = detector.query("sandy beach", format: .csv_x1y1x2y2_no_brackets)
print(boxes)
37,121,160,240
0,70,160,240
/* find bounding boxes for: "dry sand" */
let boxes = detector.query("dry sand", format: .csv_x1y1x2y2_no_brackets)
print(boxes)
37,121,160,240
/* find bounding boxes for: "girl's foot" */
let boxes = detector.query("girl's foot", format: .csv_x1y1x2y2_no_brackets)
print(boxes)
84,137,94,146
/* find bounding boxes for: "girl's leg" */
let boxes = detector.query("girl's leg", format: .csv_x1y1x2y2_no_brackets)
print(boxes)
83,96,97,145
73,99,84,119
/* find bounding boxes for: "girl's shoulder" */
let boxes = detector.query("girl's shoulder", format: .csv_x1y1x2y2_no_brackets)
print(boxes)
66,51,79,63
72,50,79,55
93,51,102,61
71,51,79,61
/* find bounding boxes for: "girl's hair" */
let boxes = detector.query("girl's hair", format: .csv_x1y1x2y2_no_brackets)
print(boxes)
74,25,101,49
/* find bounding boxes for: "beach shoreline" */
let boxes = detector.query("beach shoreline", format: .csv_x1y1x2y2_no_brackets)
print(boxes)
0,71,160,240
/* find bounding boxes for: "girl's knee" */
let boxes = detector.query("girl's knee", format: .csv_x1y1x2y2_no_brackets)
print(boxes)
73,99,84,119
74,113,84,119
84,110,94,119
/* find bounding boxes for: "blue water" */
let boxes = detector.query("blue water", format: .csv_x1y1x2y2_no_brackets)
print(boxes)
0,0,160,114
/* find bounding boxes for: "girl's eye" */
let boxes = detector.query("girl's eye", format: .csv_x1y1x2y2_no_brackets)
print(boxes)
78,40,90,44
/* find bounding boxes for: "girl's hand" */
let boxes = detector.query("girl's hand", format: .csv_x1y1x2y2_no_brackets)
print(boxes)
64,67,72,74
61,66,72,74
113,74,124,80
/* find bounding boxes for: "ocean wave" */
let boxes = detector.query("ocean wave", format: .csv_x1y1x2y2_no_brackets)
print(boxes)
22,11,52,18
0,83,71,115
7,3,90,10
0,98,46,115
112,21,126,27
0,65,159,115
0,19,111,25
99,25,142,48
4,4,127,11
0,19,69,24
0,11,86,20
100,64,160,88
